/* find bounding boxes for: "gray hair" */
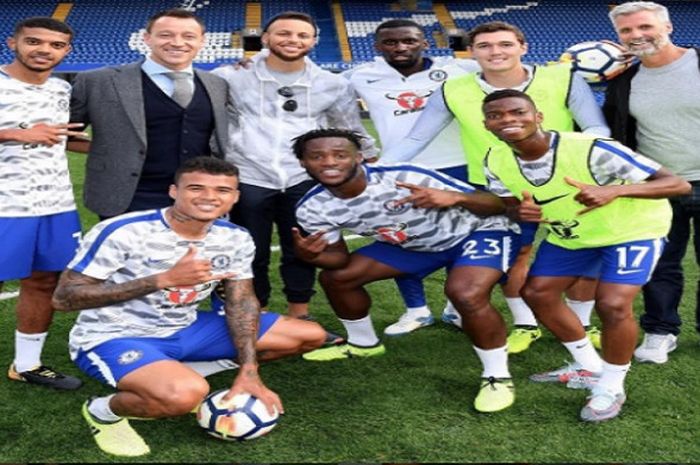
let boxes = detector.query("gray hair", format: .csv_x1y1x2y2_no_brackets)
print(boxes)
609,1,670,25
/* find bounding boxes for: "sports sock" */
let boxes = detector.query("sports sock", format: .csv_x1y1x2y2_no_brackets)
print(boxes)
597,361,630,394
88,395,122,423
14,330,47,373
183,360,239,377
404,305,431,317
339,315,380,347
566,298,595,327
473,344,511,379
563,337,603,373
505,297,538,327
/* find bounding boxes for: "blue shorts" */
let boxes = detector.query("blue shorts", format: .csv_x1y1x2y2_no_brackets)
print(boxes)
529,238,666,285
0,211,81,280
74,310,280,387
356,230,520,278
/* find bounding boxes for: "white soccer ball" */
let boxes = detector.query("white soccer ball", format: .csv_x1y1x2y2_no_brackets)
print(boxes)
196,389,279,441
560,41,631,83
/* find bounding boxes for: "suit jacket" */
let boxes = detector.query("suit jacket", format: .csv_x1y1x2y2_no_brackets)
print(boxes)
70,61,230,217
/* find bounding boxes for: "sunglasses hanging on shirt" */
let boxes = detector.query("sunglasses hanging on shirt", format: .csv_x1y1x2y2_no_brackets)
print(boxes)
277,87,298,112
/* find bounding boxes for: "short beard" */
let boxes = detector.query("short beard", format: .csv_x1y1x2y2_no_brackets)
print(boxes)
388,58,419,69
628,34,671,57
16,54,55,73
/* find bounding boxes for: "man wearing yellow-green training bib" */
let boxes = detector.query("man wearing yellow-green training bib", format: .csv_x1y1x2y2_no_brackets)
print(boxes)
482,89,690,423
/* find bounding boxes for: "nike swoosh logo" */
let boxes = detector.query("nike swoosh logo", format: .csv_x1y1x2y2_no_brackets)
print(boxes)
366,78,382,84
617,269,643,275
533,193,569,205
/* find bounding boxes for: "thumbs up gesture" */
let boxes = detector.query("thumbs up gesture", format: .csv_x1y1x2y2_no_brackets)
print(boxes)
157,245,236,288
515,190,544,222
564,176,619,215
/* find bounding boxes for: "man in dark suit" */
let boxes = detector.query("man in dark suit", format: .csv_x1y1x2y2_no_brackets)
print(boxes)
69,9,229,218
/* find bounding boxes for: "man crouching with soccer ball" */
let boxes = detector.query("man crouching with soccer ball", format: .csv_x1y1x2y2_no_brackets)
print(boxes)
52,157,326,456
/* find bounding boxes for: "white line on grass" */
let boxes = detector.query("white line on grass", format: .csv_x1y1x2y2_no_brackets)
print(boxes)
0,291,19,301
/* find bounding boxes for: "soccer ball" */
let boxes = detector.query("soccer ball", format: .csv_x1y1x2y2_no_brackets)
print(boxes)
197,389,279,441
559,41,631,83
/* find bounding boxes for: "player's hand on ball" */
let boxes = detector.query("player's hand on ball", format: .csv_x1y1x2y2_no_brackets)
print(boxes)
225,366,284,416
157,245,236,288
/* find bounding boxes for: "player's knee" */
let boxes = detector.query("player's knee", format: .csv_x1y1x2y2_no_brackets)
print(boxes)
445,284,488,314
150,378,210,417
520,281,549,308
301,324,327,351
596,297,634,324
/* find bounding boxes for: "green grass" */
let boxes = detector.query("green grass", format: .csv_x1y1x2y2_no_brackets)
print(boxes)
1,146,699,463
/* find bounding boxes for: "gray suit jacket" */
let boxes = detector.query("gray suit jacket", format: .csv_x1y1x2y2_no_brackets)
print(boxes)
70,61,230,217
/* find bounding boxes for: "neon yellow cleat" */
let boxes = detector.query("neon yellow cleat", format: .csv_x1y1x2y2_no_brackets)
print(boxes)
507,326,542,354
82,401,150,457
586,325,602,350
474,377,515,413
302,343,385,361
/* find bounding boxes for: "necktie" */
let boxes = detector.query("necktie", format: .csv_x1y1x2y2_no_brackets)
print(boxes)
165,71,193,108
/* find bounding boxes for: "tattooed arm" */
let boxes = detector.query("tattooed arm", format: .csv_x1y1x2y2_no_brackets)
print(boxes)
222,278,284,415
52,245,236,311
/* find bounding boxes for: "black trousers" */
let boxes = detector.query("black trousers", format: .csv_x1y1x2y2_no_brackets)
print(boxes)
641,197,700,335
231,180,317,308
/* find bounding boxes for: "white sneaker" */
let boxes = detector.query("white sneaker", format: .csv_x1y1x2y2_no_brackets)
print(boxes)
580,387,626,423
441,301,462,329
383,312,434,337
634,333,678,364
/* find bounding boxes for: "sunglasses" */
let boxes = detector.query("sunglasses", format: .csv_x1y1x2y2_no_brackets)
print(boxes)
277,87,298,112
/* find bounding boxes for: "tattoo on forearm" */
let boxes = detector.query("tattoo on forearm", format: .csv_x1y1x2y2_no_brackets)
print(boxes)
52,270,160,310
225,279,260,366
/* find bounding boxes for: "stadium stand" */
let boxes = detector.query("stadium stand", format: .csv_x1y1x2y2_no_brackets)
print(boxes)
0,0,698,72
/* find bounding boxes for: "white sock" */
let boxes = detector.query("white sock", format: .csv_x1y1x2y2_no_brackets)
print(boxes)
566,298,594,327
505,297,538,327
597,361,630,394
404,305,431,317
88,394,122,422
563,338,603,373
184,360,239,377
473,345,511,379
339,315,379,347
14,330,47,372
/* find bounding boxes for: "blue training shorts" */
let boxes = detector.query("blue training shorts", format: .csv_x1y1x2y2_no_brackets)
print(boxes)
356,230,520,278
529,238,666,285
73,310,280,387
0,211,81,280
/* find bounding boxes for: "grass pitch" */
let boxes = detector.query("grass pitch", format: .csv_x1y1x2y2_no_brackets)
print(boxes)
0,149,699,463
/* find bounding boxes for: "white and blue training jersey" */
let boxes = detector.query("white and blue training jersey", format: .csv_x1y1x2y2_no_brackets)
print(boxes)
67,209,254,358
0,70,75,217
296,164,515,252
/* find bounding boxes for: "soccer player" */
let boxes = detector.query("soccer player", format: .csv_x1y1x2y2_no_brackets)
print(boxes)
481,89,690,422
343,19,479,336
51,157,326,456
292,128,521,414
382,21,608,353
0,17,85,390
605,1,700,364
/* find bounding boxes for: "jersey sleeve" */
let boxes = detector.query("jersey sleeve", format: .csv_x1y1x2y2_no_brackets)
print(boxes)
589,139,662,185
484,165,515,197
393,164,475,193
226,231,255,281
67,222,131,280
